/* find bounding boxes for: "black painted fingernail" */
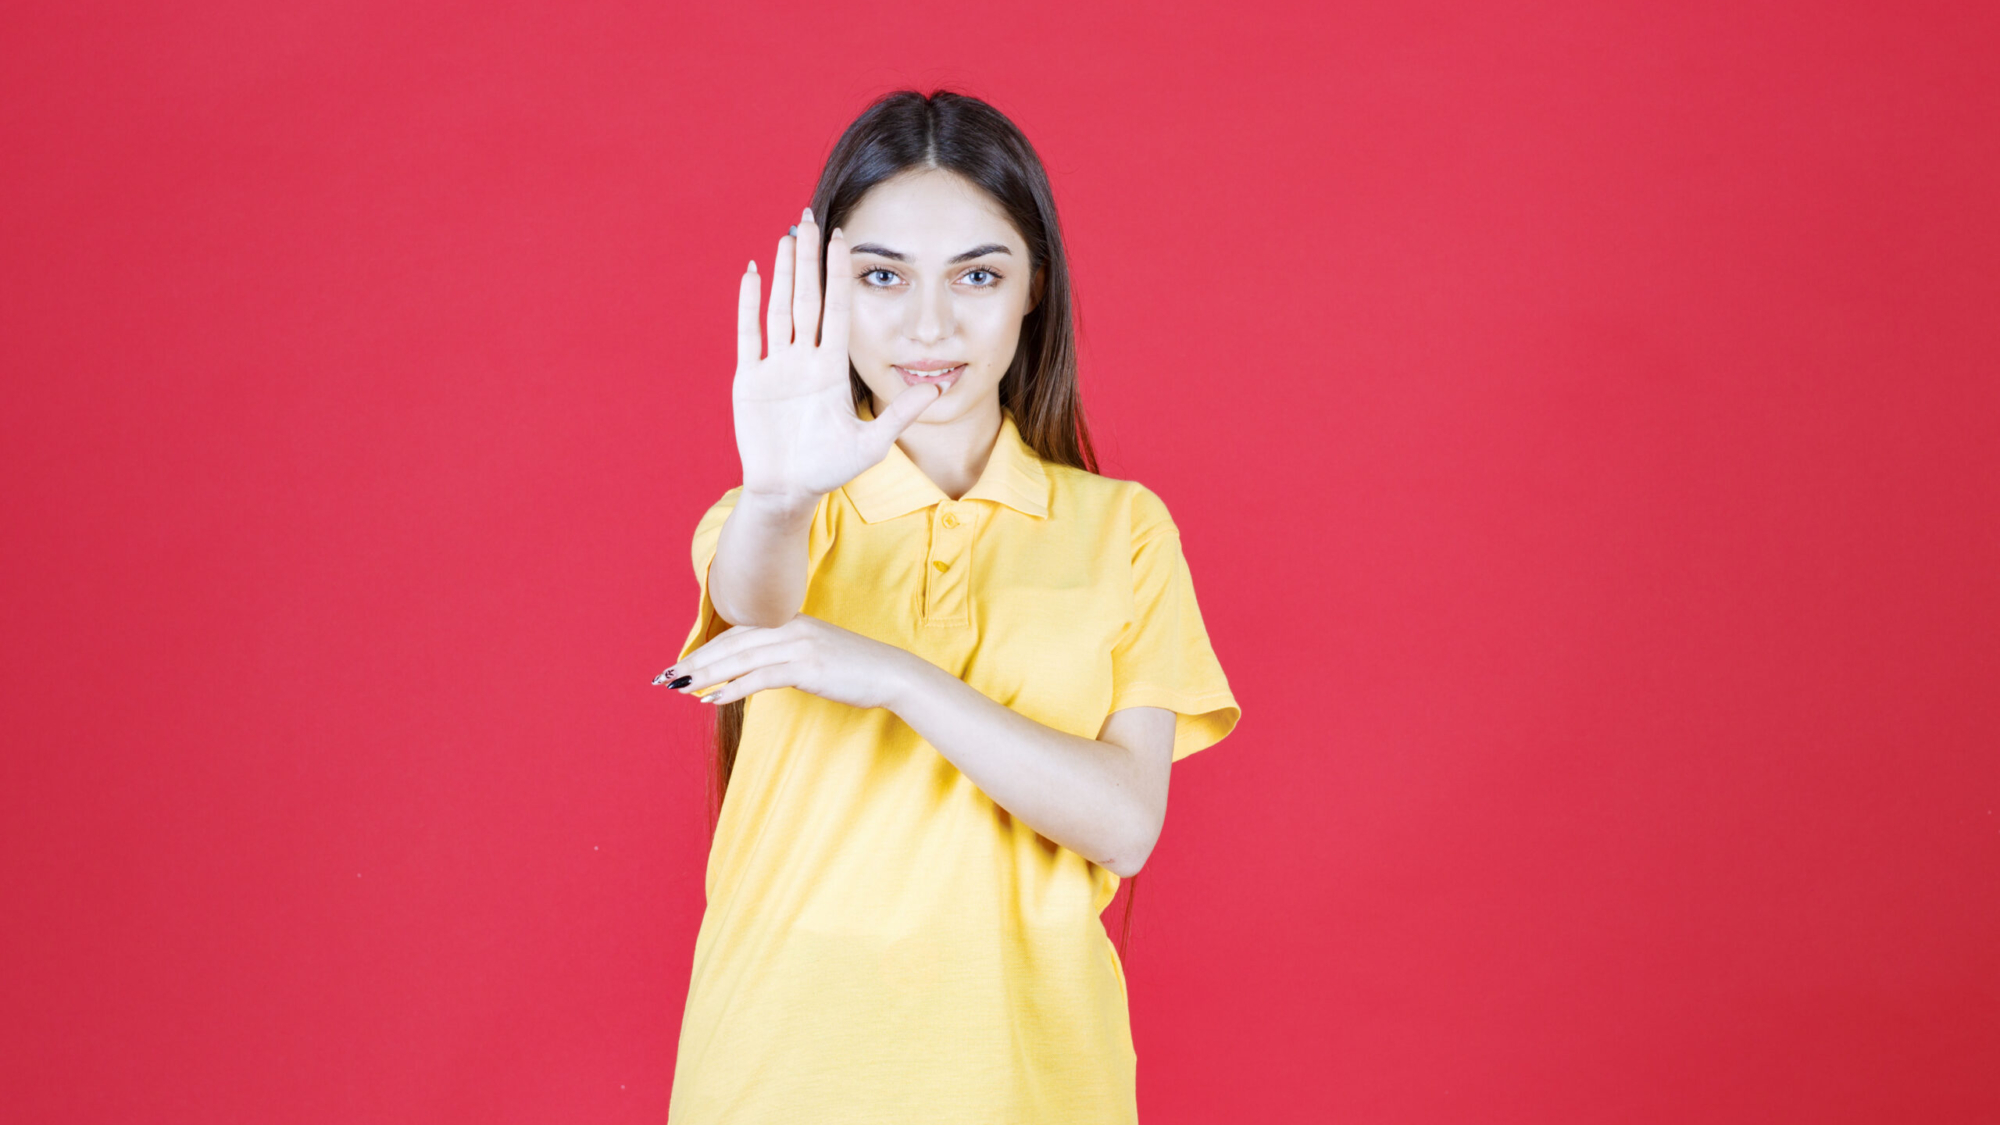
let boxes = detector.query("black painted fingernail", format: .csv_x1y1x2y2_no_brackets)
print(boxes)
668,675,692,689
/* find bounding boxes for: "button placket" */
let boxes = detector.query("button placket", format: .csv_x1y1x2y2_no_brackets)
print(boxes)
922,502,972,627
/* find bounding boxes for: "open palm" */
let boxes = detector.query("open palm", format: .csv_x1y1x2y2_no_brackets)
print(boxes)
732,208,939,504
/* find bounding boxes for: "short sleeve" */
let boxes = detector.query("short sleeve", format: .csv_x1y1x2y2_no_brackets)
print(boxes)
676,487,834,665
1107,489,1243,763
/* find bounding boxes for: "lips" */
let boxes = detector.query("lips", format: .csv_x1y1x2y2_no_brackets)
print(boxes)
896,363,965,388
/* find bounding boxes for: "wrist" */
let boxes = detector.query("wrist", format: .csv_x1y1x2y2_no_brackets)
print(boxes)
736,487,823,526
880,646,942,716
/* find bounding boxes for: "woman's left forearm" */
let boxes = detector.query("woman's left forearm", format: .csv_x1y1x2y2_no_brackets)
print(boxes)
883,651,1156,876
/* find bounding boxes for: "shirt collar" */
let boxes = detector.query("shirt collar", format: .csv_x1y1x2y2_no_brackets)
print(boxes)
842,398,1052,522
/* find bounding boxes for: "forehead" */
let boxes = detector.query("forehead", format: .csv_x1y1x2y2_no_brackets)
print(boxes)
843,169,1023,254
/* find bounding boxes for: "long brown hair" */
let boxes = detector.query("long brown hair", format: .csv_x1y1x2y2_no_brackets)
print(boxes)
706,88,1145,957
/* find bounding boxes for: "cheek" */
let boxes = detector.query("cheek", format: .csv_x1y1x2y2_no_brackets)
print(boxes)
962,305,1026,364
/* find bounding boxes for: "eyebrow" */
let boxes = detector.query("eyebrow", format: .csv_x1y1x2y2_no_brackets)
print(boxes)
847,242,1013,264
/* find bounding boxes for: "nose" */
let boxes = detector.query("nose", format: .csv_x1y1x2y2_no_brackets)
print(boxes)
905,277,956,344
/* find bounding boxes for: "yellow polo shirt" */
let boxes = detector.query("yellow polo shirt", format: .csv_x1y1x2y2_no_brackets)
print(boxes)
666,402,1241,1124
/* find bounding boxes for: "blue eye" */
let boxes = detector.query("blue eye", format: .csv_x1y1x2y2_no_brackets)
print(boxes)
859,267,1000,287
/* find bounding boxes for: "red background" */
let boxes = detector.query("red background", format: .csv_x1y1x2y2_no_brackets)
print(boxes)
4,2,1996,1122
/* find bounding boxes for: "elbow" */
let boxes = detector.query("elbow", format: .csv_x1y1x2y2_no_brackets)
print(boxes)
708,582,795,631
1101,815,1164,879
1103,855,1145,879
712,599,784,631
1102,848,1151,880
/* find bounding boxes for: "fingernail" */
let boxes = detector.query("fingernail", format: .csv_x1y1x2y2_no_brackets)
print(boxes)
803,206,814,223
668,675,692,689
831,226,843,240
788,224,797,236
652,669,673,685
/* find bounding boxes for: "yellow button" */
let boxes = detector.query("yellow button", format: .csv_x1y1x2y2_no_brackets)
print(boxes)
932,560,950,572
941,512,959,528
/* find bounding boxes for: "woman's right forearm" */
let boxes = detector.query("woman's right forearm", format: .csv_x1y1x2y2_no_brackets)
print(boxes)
706,490,820,629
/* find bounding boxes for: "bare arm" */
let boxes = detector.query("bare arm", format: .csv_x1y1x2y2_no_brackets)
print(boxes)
664,612,1180,876
886,654,1178,878
708,210,937,629
706,491,818,629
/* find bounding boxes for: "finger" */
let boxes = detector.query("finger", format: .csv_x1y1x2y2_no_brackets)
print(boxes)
767,230,796,348
820,227,851,358
679,636,804,695
791,207,824,347
699,663,794,706
864,381,943,449
667,614,810,681
736,260,762,369
664,623,758,678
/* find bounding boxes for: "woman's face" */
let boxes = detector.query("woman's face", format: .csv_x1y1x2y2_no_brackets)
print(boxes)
839,168,1044,424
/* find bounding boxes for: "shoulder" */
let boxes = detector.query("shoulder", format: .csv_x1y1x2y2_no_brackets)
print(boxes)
1043,463,1180,543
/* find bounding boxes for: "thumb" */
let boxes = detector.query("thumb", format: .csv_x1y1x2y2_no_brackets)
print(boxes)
865,382,941,446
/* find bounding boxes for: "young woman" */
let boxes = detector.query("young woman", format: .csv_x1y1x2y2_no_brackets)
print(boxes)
653,89,1241,1124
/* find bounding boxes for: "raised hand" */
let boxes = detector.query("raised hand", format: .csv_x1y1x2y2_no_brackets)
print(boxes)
732,206,941,508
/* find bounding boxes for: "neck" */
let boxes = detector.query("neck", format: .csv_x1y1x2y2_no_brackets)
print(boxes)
875,393,1005,501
